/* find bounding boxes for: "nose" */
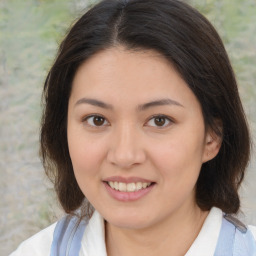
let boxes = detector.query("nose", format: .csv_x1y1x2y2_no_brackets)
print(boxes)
106,123,146,169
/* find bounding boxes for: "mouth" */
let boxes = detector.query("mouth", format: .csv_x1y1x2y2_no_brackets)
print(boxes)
106,181,152,192
103,177,155,201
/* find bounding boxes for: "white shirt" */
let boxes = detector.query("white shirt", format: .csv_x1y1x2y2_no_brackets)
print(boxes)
10,207,256,256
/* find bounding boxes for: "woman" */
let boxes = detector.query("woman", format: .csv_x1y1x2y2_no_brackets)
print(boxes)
11,0,256,255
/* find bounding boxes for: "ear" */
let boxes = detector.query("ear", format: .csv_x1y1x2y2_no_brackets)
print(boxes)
202,124,223,163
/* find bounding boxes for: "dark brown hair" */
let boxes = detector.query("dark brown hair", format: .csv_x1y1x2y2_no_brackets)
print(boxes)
41,0,251,216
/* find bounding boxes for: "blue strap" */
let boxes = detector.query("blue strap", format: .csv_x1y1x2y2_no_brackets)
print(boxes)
214,217,236,255
233,228,256,256
51,213,256,256
214,215,256,256
50,215,87,256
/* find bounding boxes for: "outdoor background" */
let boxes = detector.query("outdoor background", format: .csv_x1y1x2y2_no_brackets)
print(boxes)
0,0,255,255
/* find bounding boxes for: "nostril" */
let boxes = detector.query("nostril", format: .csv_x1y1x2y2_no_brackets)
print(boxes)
106,148,145,168
108,144,146,165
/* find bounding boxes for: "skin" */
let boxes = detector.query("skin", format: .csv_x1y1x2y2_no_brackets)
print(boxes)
67,46,221,256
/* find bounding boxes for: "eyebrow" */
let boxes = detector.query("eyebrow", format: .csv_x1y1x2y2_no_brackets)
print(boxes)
137,98,184,111
75,98,113,109
74,97,184,110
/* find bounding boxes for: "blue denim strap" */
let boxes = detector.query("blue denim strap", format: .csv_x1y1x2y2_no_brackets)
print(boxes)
233,228,256,256
214,215,256,256
50,215,87,256
214,217,236,256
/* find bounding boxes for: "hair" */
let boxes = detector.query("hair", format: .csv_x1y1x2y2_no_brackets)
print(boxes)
40,0,251,216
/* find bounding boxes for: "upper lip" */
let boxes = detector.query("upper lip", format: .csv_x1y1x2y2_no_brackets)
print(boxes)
103,176,154,183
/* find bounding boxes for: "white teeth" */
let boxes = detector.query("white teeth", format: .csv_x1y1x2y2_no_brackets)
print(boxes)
136,182,142,190
107,181,151,192
127,183,136,192
119,182,126,192
142,182,148,189
114,181,119,190
109,181,114,188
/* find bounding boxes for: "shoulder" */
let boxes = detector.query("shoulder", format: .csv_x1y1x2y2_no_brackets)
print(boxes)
9,222,56,256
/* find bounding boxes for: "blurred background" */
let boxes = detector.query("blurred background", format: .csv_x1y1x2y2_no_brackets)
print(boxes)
0,0,255,255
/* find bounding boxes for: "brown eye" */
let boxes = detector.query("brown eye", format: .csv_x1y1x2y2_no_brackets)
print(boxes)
146,115,172,128
154,117,166,126
85,115,108,127
93,116,105,126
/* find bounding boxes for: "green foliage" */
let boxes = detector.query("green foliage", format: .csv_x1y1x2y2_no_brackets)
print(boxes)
0,0,74,83
189,0,256,121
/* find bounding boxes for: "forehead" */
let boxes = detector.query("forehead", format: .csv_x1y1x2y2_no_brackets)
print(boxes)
74,46,173,83
70,46,199,110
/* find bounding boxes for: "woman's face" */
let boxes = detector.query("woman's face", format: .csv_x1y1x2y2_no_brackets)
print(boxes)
67,47,219,230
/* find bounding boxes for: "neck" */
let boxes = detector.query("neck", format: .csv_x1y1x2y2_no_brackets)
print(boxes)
105,203,209,256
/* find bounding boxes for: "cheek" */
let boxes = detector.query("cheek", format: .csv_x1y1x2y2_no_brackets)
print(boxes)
69,140,103,172
67,133,106,200
67,126,106,178
149,135,205,181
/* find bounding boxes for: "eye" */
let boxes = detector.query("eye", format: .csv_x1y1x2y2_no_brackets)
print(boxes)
146,115,173,128
83,115,109,127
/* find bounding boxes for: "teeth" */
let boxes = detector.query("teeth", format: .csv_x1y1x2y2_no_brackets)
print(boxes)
127,183,136,192
136,182,142,190
109,181,114,188
119,182,126,192
142,182,148,189
107,181,151,192
114,181,119,190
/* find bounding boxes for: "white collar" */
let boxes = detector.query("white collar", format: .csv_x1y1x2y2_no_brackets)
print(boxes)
185,207,222,256
80,207,223,256
80,210,107,256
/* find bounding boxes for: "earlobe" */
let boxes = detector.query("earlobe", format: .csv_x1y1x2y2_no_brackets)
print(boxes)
203,130,222,163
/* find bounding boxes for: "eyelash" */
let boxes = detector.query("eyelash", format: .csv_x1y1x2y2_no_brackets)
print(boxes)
146,114,173,128
82,114,174,128
82,114,109,127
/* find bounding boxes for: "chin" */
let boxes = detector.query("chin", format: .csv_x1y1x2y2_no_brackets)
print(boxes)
108,218,150,230
103,210,156,230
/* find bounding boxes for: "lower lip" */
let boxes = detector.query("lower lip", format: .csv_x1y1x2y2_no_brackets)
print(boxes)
103,182,155,202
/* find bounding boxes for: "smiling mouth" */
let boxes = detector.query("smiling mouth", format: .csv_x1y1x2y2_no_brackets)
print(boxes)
106,181,153,192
